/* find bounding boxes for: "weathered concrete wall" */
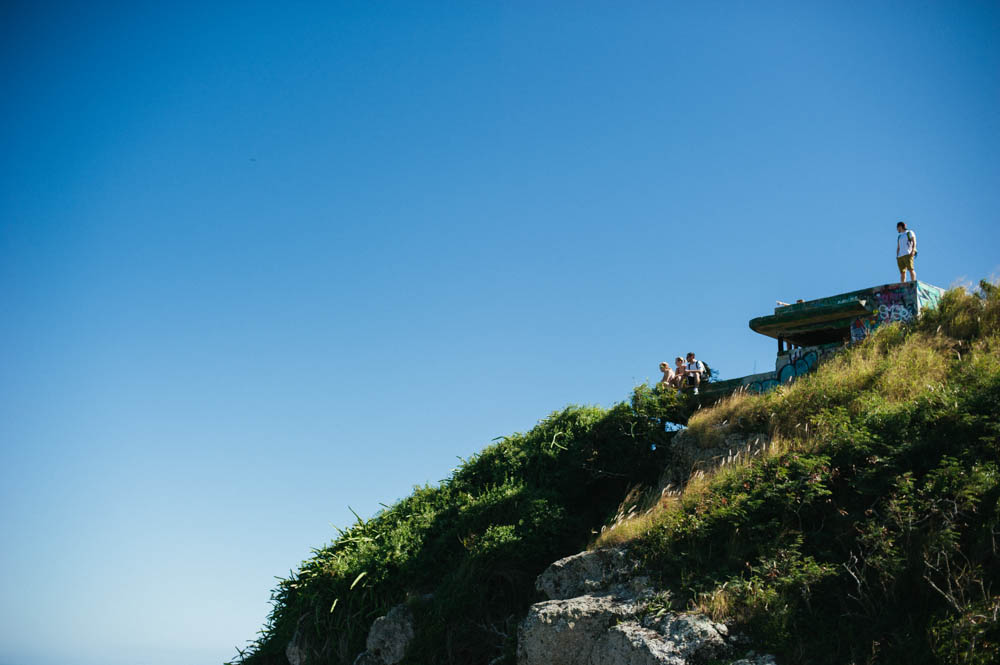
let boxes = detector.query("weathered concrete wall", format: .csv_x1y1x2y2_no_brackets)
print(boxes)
774,341,842,383
848,281,943,342
712,282,946,398
737,371,780,394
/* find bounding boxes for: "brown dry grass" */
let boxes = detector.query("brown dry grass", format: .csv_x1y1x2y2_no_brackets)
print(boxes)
592,324,956,550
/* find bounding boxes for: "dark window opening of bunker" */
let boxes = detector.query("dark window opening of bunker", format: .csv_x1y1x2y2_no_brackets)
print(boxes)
778,328,849,351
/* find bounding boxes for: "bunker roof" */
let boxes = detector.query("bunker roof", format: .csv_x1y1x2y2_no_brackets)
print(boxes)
749,280,945,348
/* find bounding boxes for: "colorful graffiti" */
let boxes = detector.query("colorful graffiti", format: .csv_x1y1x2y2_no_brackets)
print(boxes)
744,378,780,393
850,283,925,342
850,316,874,342
918,282,943,310
874,286,916,323
779,350,815,383
736,282,945,397
741,344,839,393
776,344,841,383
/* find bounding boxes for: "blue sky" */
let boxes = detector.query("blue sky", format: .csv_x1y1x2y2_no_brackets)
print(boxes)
1,2,998,664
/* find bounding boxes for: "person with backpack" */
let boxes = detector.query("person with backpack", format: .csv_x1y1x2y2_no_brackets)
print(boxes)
685,352,707,395
896,221,917,283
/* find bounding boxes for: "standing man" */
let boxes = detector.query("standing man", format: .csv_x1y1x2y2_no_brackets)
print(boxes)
896,221,917,283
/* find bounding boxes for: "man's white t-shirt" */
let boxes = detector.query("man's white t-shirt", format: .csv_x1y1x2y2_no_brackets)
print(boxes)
686,360,704,375
897,230,916,257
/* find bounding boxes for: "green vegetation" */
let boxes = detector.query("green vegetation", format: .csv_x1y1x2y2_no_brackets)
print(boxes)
630,281,1000,664
232,391,691,664
234,281,999,665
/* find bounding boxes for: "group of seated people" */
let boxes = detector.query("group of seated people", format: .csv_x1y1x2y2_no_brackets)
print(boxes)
659,352,706,394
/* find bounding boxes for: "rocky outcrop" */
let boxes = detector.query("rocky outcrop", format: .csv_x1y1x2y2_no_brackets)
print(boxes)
535,546,640,600
352,604,415,665
518,547,772,665
518,591,649,665
587,613,729,665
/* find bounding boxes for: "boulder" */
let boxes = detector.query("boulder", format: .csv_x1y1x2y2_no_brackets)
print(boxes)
589,622,674,665
517,592,645,665
535,547,639,600
629,613,728,663
352,604,415,665
519,596,732,665
519,545,771,665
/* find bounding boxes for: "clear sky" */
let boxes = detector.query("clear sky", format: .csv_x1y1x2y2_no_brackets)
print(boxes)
1,2,998,664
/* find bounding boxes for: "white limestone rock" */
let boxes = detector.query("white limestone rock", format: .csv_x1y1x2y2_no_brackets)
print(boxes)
587,613,729,665
517,592,645,665
535,547,638,600
352,604,415,665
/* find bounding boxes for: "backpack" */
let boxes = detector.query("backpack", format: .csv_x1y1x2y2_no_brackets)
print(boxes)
902,230,918,258
701,361,713,382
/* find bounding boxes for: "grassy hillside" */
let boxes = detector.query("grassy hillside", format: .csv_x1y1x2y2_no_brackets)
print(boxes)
602,281,1000,664
232,383,692,664
233,281,998,665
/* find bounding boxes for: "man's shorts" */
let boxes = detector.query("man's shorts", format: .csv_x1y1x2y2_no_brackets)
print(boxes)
897,254,915,271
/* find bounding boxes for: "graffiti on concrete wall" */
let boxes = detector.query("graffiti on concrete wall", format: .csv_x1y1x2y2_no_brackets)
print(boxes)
737,282,946,398
874,286,916,323
880,305,913,322
850,316,875,342
744,377,780,394
742,343,840,393
917,282,943,311
776,344,840,384
778,349,818,383
849,284,921,342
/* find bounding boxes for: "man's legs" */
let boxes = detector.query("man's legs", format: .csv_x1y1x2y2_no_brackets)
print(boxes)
898,256,915,283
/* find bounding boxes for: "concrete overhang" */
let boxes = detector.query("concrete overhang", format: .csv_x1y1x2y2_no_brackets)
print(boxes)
749,298,872,340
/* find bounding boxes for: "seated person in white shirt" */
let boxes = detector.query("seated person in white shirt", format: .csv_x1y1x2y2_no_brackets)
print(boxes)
685,352,705,394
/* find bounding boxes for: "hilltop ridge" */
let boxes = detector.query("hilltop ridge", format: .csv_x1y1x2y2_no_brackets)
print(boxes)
233,281,999,665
